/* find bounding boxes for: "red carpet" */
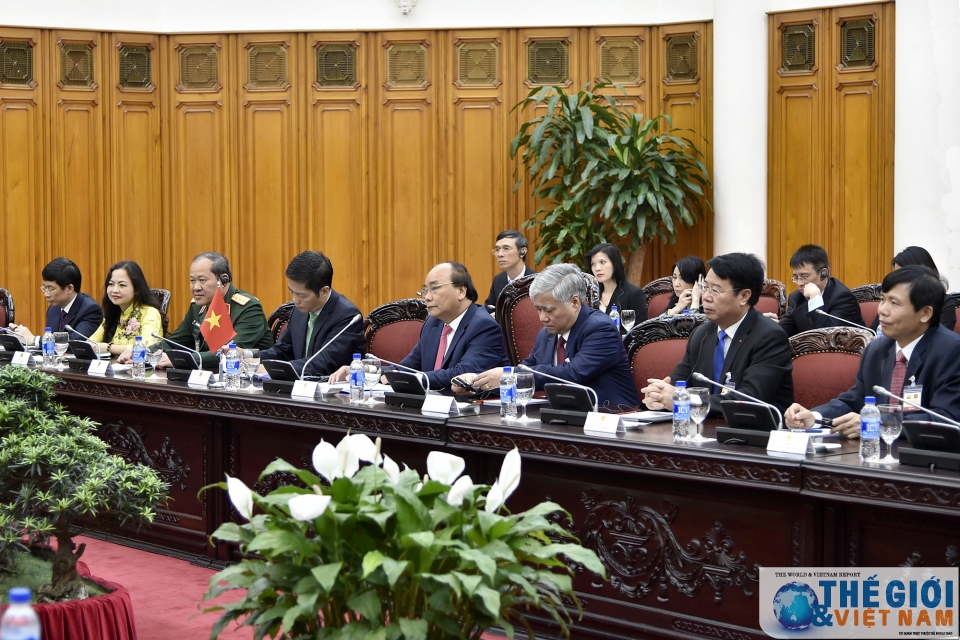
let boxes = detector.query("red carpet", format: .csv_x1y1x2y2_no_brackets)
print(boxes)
72,535,503,640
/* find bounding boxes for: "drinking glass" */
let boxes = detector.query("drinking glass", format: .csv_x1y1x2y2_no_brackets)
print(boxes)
147,344,163,378
515,372,535,422
878,403,903,463
53,332,69,368
361,356,382,404
687,387,711,442
621,310,636,333
241,349,261,389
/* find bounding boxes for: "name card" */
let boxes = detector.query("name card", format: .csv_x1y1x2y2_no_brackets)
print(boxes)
583,412,624,435
11,351,31,367
187,370,213,387
767,430,811,456
422,395,457,415
88,360,110,376
291,380,318,400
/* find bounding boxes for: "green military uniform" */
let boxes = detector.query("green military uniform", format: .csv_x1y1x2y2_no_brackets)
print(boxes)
167,284,273,370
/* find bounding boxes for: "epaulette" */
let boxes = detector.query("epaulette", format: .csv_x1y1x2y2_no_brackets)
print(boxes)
231,292,251,306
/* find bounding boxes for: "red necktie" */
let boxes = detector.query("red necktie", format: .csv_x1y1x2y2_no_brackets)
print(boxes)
556,336,566,365
433,325,452,370
889,350,908,401
59,309,67,331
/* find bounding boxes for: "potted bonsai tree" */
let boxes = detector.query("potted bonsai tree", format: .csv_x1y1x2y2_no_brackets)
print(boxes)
203,433,605,639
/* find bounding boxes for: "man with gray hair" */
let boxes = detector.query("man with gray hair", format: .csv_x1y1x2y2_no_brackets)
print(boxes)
460,264,640,407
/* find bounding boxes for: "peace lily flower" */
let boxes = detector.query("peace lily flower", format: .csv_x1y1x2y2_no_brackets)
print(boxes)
312,439,339,483
484,482,505,513
447,475,474,507
289,493,332,521
382,454,400,485
484,448,521,513
346,433,378,463
426,451,465,486
226,476,254,521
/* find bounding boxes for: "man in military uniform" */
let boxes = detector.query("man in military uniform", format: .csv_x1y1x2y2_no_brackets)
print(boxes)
143,252,273,370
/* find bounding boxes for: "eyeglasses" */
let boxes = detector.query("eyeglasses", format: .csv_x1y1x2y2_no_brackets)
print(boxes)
491,247,517,256
790,273,815,284
39,285,60,294
416,282,455,297
698,282,738,297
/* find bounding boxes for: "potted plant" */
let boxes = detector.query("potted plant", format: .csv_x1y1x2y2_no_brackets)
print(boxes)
0,366,168,601
203,433,605,639
510,81,711,284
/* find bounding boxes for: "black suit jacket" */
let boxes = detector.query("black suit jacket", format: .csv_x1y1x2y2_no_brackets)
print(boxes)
484,266,536,308
46,292,103,338
815,326,960,422
604,281,649,328
670,307,794,415
777,277,864,337
260,290,365,377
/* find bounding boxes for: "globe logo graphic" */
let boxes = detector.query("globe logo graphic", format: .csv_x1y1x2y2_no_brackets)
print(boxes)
772,581,819,630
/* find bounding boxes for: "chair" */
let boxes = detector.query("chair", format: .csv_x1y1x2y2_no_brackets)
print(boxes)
789,327,874,409
852,283,882,329
151,288,171,336
947,293,960,336
268,302,295,343
365,298,429,364
0,288,14,327
755,279,787,317
641,276,674,317
624,313,708,396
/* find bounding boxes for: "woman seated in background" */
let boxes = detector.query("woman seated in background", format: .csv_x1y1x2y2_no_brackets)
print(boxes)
665,255,707,315
89,261,164,356
586,243,648,327
870,246,956,332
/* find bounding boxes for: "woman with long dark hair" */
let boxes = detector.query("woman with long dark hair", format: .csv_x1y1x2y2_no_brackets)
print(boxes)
665,256,707,315
869,246,956,332
586,243,648,328
89,261,164,355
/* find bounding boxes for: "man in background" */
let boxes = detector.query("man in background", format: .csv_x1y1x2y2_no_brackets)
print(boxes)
484,230,536,309
10,257,102,345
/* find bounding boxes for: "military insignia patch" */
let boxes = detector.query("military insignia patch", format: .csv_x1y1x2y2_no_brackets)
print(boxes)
231,292,251,306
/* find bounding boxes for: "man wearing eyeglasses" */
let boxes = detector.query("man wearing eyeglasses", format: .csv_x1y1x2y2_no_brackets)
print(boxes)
330,262,509,390
484,230,536,309
641,252,794,415
765,244,864,337
9,257,103,346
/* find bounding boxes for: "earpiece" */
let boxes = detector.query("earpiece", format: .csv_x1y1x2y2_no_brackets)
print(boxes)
819,269,828,281
520,248,527,257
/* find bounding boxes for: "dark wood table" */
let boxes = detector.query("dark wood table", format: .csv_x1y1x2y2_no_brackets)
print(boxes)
47,368,960,640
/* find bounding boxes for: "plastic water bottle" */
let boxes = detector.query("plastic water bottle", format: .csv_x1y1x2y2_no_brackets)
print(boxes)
224,342,241,391
1,587,40,640
349,353,364,404
859,396,881,462
131,336,146,381
609,305,620,330
500,366,517,420
673,381,691,439
41,327,55,368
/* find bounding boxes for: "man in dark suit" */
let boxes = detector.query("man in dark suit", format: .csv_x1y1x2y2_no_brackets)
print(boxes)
10,257,103,345
786,266,960,438
331,262,508,390
483,230,536,309
767,244,864,337
259,251,365,377
642,253,794,415
462,264,640,408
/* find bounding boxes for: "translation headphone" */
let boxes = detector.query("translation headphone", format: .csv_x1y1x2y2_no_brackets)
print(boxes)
520,248,527,257
819,268,828,281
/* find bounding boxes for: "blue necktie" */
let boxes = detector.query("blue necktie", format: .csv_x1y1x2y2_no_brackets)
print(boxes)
712,330,728,392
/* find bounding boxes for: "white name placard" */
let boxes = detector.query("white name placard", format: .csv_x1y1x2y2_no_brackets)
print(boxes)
766,430,811,455
421,395,457,415
583,412,624,435
87,360,110,376
11,351,31,367
187,370,213,387
291,380,318,400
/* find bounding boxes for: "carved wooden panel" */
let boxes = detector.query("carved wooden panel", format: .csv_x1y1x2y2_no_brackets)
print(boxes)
455,40,499,87
177,44,219,92
840,18,876,69
59,42,95,88
665,34,698,82
385,42,428,89
527,39,568,85
781,24,816,73
599,37,641,85
315,43,357,88
0,40,34,86
118,44,152,90
247,44,288,90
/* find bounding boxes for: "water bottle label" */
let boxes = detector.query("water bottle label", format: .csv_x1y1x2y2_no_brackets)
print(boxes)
500,385,516,404
42,341,55,355
861,417,880,436
226,360,241,374
674,402,690,421
350,369,364,386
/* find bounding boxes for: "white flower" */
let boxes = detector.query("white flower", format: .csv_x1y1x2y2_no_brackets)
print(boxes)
346,433,378,462
426,451,465,486
312,437,362,482
312,440,339,483
484,481,505,513
382,455,400,485
446,475,474,507
335,437,361,479
497,447,522,502
226,476,254,521
288,494,332,521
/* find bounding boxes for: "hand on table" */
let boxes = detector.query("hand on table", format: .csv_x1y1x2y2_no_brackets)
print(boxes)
641,376,674,410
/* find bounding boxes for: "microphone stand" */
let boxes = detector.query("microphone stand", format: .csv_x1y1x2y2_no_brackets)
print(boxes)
814,309,876,336
151,332,204,382
517,364,599,412
192,320,226,388
374,354,432,409
262,314,363,395
64,324,102,358
691,372,783,446
873,385,960,428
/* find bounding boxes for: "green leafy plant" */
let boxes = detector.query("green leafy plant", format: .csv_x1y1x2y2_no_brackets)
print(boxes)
0,366,168,601
202,433,605,640
510,81,711,283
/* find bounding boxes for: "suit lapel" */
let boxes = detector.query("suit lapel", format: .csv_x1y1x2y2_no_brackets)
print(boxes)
721,309,756,378
879,340,896,388
904,330,934,382
441,306,473,367
304,292,339,357
423,320,443,371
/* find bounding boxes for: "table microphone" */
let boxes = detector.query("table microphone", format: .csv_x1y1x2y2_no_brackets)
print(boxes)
298,313,362,380
151,332,203,368
0,326,29,346
371,353,431,394
815,309,876,335
692,372,783,430
872,385,960,428
517,363,598,412
64,324,102,358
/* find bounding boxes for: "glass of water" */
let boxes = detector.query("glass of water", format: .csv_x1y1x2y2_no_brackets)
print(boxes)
878,403,903,463
515,371,535,422
621,309,636,333
241,349,261,389
362,355,381,404
687,387,711,442
53,332,70,368
147,344,163,378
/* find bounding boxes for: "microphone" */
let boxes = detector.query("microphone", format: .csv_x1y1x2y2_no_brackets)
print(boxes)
0,327,28,346
370,353,431,395
517,363,598,412
692,372,783,430
64,324,102,358
815,309,876,335
151,332,203,368
299,313,362,380
872,385,960,428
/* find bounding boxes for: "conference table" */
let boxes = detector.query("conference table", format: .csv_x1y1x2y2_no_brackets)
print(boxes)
45,367,960,640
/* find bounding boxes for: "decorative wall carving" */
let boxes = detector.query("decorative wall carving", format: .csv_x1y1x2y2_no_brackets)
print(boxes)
781,24,815,73
665,34,698,81
804,473,960,509
100,420,191,490
900,552,924,568
599,38,641,84
118,45,152,89
851,283,883,303
788,326,874,357
671,619,752,640
0,40,34,86
527,40,568,85
315,43,357,88
848,530,859,567
55,378,200,408
456,41,498,87
840,19,875,69
247,45,288,90
59,42,94,88
253,470,300,496
385,43,427,89
948,545,959,567
791,521,801,566
178,45,219,91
